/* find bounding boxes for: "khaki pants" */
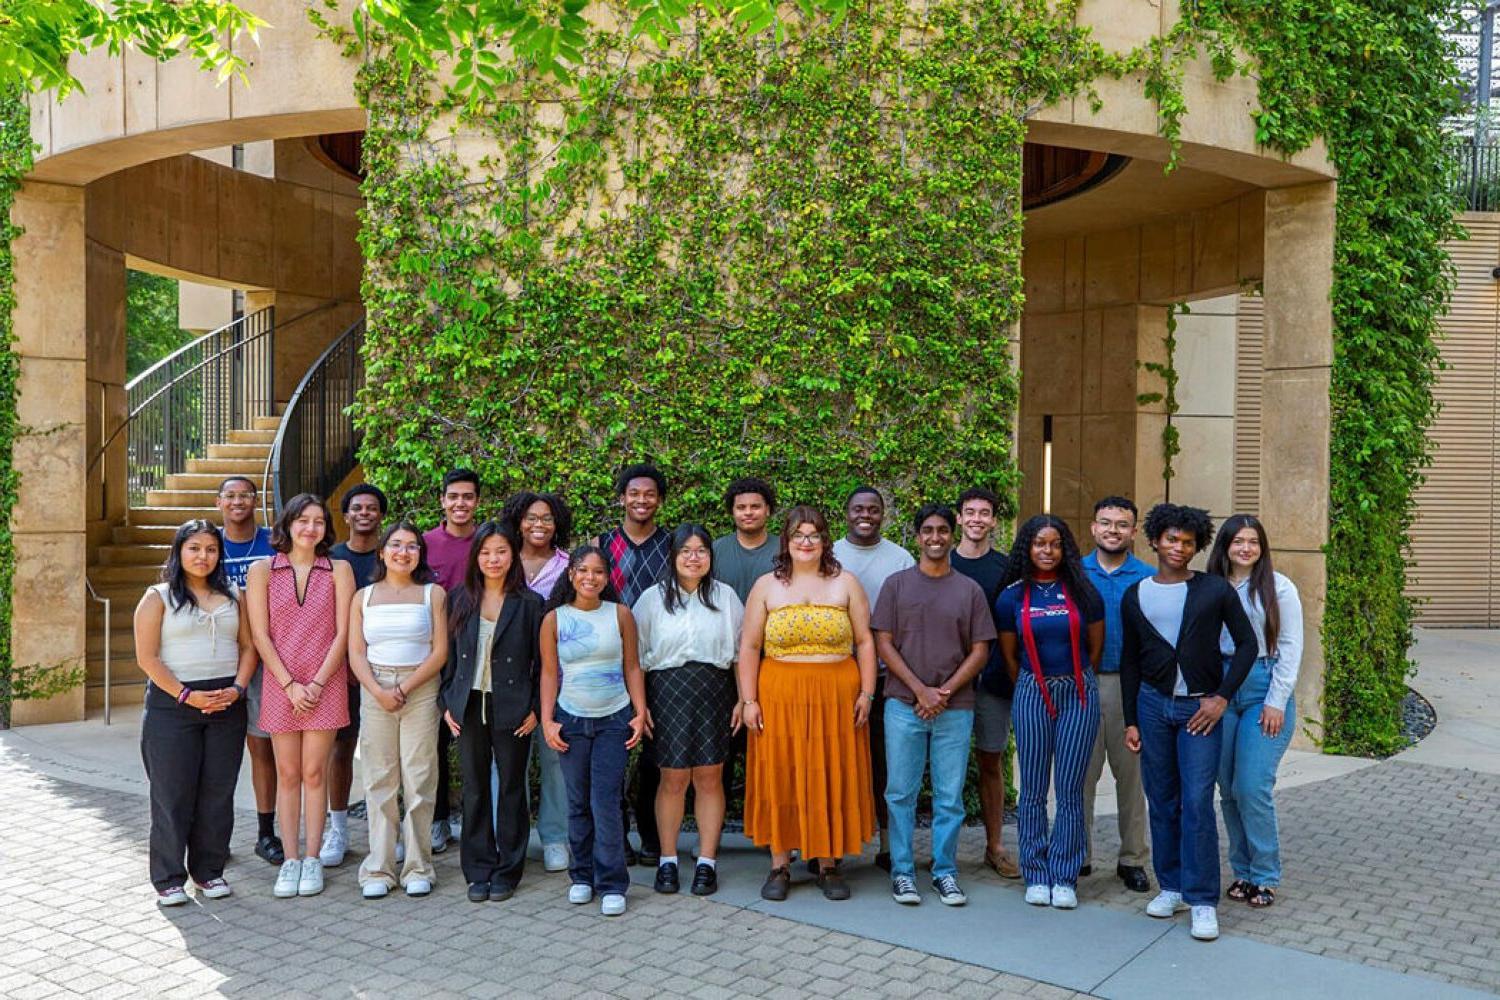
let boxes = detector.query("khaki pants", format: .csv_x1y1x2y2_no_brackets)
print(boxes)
358,667,441,889
1083,672,1150,868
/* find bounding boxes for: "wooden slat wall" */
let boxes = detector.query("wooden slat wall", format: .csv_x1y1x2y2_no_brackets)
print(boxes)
1233,294,1264,516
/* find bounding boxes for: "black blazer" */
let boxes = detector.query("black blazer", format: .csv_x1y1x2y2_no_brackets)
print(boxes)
439,589,543,730
1119,572,1256,728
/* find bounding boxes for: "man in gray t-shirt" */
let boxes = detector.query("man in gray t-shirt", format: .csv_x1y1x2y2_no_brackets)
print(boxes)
713,476,781,603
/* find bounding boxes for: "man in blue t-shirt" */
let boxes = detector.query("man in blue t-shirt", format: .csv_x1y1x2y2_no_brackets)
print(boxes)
215,476,280,865
1081,495,1155,893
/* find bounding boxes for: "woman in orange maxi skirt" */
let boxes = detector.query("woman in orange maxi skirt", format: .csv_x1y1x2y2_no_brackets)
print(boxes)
737,504,877,901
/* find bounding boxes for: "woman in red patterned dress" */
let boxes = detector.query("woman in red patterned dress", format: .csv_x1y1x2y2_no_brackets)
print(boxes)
246,493,356,899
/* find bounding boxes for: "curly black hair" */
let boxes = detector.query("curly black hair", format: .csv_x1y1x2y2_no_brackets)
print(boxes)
501,490,573,551
998,514,1093,610
1142,503,1214,550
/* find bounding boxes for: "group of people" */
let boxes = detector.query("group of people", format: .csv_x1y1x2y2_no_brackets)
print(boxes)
135,465,1302,940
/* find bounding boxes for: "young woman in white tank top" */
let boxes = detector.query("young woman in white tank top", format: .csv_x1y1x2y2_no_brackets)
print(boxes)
347,521,449,899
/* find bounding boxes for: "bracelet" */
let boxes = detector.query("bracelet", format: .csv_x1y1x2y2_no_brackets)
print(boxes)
233,683,246,699
308,679,324,690
742,699,758,707
860,691,876,702
279,676,293,691
177,686,192,705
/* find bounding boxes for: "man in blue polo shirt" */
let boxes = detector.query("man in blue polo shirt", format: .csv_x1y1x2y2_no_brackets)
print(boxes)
1081,495,1154,892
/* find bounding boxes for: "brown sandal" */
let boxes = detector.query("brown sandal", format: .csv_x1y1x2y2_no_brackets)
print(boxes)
760,866,791,902
985,850,1021,880
1247,885,1276,908
1226,879,1253,901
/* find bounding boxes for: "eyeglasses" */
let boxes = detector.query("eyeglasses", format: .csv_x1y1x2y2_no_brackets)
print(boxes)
218,492,256,502
790,533,824,546
384,542,422,553
678,548,710,560
1093,519,1134,532
522,514,556,526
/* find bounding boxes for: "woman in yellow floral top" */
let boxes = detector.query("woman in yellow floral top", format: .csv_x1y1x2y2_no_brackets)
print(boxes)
737,504,877,902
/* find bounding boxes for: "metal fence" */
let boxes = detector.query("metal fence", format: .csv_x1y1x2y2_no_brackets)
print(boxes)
268,317,365,516
1454,140,1500,212
109,308,275,507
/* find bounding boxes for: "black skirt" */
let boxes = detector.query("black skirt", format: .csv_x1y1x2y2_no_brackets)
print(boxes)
646,662,738,768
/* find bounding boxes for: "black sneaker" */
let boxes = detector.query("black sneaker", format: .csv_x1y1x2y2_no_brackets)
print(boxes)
690,863,718,896
254,834,285,865
467,882,490,902
654,862,680,894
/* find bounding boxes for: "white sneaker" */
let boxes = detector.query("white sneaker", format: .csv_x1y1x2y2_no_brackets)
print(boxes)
196,878,232,900
1050,885,1078,909
1191,905,1220,941
1147,890,1188,918
395,840,406,864
601,893,627,916
273,859,302,898
156,885,189,907
405,877,432,897
430,820,449,854
543,843,570,873
319,827,348,867
448,815,462,840
362,881,389,899
568,883,594,904
297,858,324,896
1024,884,1051,906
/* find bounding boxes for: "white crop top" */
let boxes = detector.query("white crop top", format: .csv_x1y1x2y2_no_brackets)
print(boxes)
153,583,241,683
362,583,434,668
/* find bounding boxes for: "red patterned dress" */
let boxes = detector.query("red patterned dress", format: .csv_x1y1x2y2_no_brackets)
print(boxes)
257,552,349,733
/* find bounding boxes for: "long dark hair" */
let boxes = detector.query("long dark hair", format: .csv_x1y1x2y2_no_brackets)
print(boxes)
1207,514,1281,654
161,519,236,611
370,520,436,585
270,493,336,555
543,545,622,614
1000,514,1095,612
501,490,573,551
659,524,719,614
771,505,843,581
449,520,526,637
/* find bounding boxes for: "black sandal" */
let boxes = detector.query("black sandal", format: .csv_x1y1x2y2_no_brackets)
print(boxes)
1247,885,1276,908
1226,879,1253,901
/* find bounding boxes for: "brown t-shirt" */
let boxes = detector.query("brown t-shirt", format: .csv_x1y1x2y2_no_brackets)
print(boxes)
870,567,996,710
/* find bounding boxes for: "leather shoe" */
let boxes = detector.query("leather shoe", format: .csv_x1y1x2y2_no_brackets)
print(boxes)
1117,864,1151,893
489,883,515,902
760,865,791,901
817,864,851,900
254,834,285,865
638,849,661,868
467,882,490,902
654,862,680,894
690,863,718,896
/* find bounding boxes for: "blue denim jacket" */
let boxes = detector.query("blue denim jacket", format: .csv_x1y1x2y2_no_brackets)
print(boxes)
1082,551,1154,674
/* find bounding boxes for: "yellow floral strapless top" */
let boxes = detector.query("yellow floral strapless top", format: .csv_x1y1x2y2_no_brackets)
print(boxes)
764,603,853,658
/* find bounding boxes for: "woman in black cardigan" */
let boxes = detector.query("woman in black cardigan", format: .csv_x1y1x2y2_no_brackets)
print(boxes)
1121,504,1256,944
440,520,544,902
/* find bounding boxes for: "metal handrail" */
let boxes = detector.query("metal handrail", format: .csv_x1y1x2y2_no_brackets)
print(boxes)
263,316,367,523
84,578,112,726
1452,138,1500,211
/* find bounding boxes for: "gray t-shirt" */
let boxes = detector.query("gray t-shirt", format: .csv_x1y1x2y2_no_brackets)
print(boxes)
870,568,995,710
713,533,780,604
1138,577,1190,696
833,537,915,609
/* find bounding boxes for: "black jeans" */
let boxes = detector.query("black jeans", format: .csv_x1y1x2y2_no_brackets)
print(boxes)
456,692,532,888
435,720,452,823
141,678,247,890
870,673,888,831
627,745,661,856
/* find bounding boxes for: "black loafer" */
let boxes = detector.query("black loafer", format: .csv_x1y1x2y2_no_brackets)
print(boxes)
489,883,515,902
1117,864,1151,893
654,862,680,894
467,882,490,902
818,864,851,901
690,863,718,896
760,865,790,901
254,834,285,865
638,849,661,868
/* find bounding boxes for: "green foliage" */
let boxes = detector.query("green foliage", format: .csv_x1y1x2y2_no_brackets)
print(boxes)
0,0,264,97
125,270,194,379
0,89,32,726
351,0,1133,535
1137,302,1184,482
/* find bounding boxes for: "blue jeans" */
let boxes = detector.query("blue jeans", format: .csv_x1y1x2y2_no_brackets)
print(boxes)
883,699,973,879
1137,684,1223,906
555,706,634,895
531,732,568,846
1013,671,1100,889
1218,656,1294,887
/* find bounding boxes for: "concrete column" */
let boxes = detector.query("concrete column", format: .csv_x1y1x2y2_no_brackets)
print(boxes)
1259,181,1336,751
85,240,126,551
9,182,88,725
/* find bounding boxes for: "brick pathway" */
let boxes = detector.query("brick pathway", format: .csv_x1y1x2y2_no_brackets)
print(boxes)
0,755,1075,1000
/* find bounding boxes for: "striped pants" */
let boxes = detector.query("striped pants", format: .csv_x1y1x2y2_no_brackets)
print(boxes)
1014,671,1101,889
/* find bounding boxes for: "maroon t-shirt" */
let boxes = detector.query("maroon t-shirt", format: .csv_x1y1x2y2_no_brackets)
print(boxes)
870,567,996,710
423,522,475,593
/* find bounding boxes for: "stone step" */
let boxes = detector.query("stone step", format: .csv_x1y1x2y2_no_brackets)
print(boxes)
165,472,268,492
95,544,172,566
145,489,223,508
186,457,268,475
90,564,165,587
128,506,223,527
228,429,276,445
206,443,271,461
253,415,283,431
88,603,140,632
86,679,147,711
87,629,140,658
111,524,180,545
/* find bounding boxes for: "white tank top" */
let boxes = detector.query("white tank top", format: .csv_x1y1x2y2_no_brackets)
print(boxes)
362,583,434,668
153,583,241,683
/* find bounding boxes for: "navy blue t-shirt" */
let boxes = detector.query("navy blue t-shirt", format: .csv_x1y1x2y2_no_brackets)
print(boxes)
995,580,1103,678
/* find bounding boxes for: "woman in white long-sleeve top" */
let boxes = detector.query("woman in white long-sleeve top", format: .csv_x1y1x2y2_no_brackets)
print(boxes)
1206,515,1303,909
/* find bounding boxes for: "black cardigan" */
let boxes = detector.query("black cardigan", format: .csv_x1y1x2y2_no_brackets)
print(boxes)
1119,572,1257,728
438,589,543,730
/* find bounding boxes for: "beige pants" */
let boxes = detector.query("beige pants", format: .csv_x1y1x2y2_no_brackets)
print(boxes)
1083,672,1150,868
358,667,440,889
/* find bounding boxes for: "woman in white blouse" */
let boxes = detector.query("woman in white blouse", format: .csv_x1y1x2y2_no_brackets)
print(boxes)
1206,515,1303,909
634,524,745,897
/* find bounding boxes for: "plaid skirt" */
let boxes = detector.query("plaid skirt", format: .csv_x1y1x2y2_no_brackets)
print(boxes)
645,662,738,768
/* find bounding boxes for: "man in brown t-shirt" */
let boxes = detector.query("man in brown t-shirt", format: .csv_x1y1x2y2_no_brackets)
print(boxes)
871,503,995,907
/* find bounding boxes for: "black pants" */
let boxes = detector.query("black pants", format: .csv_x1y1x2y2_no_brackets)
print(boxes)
141,678,247,890
457,692,531,888
435,719,452,823
624,744,661,856
870,673,888,830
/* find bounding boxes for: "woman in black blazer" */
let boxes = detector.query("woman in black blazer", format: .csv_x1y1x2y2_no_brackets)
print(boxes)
440,520,543,902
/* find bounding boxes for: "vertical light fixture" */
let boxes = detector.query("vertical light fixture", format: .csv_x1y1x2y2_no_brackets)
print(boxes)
1042,414,1054,514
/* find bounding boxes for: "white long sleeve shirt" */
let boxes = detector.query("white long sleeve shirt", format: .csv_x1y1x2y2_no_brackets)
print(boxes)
1219,571,1303,711
634,579,745,672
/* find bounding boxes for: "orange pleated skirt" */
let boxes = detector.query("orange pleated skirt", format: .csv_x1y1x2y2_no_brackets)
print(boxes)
745,656,876,858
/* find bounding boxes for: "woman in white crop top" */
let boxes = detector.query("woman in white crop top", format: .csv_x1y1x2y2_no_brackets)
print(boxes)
133,519,258,907
347,521,449,899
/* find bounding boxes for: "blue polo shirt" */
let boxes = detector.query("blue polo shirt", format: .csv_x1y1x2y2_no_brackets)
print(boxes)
1082,550,1154,673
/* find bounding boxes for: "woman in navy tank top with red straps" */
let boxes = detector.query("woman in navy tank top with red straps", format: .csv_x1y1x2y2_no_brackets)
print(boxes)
994,515,1104,911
